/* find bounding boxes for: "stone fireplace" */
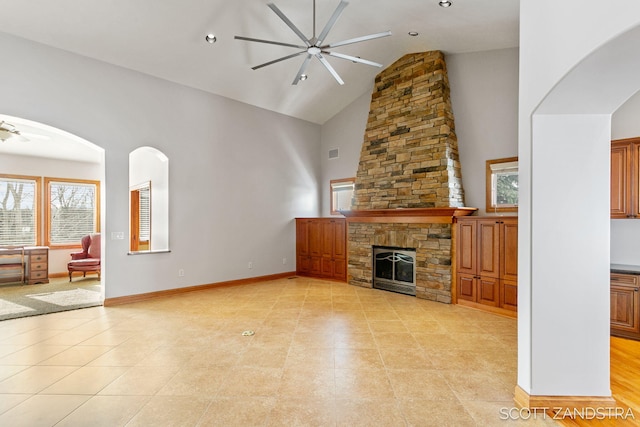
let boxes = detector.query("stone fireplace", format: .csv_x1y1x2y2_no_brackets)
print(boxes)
344,51,474,303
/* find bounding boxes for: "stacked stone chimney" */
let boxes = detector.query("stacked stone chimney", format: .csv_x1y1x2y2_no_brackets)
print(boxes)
352,50,464,210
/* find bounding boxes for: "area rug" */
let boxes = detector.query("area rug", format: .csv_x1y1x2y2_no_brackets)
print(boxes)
0,277,102,321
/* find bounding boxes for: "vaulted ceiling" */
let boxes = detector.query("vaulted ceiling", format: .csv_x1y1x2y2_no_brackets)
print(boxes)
0,0,519,125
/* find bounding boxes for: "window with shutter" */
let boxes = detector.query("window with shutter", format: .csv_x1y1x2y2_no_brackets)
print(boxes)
0,175,41,245
45,178,100,247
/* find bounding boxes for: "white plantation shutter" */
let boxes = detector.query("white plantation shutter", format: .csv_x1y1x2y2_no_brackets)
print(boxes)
48,181,98,244
139,188,150,241
0,177,37,245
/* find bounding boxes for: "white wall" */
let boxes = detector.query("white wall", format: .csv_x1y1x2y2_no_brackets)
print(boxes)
319,48,520,216
0,32,321,299
447,48,519,214
319,91,371,217
611,91,640,264
519,0,640,398
0,153,103,274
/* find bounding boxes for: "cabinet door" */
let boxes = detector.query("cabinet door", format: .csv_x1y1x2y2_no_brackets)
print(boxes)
321,219,346,258
296,219,309,256
477,276,499,307
477,220,500,278
610,274,640,336
308,220,322,257
456,220,476,275
611,143,630,218
501,219,518,282
500,279,518,312
321,257,335,277
457,274,476,302
333,257,347,281
332,219,346,260
633,141,640,218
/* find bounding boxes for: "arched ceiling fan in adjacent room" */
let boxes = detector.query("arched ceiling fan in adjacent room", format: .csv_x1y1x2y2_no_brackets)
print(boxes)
235,0,391,85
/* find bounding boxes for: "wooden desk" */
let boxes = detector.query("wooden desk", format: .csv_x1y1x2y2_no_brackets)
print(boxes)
0,246,49,285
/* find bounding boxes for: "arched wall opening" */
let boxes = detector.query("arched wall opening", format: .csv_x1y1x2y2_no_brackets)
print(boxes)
518,23,640,402
0,114,106,301
129,146,169,253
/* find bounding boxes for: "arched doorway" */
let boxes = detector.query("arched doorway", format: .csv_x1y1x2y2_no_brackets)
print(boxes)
0,114,106,319
518,22,640,408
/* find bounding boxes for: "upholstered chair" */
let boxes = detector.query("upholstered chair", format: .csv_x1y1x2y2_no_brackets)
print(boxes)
67,233,101,282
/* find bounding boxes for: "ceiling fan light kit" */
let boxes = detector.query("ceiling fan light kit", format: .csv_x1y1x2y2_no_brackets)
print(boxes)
234,0,391,85
0,121,21,142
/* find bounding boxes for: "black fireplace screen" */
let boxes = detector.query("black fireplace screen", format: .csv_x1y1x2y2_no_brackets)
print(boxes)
373,246,416,295
375,252,414,283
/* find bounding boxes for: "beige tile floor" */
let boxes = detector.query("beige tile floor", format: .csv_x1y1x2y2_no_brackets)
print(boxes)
0,277,558,426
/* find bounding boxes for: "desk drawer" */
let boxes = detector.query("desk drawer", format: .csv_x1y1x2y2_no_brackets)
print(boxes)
31,254,47,263
30,262,47,272
30,270,48,280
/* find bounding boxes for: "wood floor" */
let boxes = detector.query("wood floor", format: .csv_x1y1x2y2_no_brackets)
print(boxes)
556,336,640,426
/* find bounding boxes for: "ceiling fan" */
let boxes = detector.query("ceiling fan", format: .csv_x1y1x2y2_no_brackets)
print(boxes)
0,121,23,142
234,0,391,85
0,121,50,143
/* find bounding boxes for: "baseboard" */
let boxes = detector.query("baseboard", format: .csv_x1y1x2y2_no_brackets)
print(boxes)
456,299,517,318
514,385,617,411
104,271,297,307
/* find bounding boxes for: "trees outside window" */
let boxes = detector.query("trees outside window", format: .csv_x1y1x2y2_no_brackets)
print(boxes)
0,175,40,246
45,178,100,247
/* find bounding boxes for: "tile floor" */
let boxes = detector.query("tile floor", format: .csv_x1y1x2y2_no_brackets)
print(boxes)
0,277,557,426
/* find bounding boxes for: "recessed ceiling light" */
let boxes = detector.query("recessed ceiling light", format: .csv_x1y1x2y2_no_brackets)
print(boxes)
408,31,419,37
205,34,217,43
439,0,452,7
299,74,308,81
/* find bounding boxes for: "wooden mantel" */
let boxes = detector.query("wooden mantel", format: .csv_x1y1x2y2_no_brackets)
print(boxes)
340,207,478,224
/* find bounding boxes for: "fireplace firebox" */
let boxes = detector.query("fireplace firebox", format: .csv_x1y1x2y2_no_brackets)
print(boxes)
373,246,417,296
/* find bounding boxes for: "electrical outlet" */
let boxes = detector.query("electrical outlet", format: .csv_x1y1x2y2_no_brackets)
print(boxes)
178,269,185,277
111,232,125,240
282,258,287,265
248,262,253,269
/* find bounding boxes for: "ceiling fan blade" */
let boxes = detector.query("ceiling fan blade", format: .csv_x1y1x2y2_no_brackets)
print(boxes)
316,0,348,46
292,54,313,85
315,53,344,85
251,51,307,70
323,51,383,67
322,30,392,49
234,36,307,50
267,3,311,47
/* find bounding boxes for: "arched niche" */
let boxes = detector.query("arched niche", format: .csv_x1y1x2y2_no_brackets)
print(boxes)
129,147,169,253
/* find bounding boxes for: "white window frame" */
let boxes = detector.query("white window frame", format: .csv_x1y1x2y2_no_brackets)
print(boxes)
486,157,518,213
330,177,355,215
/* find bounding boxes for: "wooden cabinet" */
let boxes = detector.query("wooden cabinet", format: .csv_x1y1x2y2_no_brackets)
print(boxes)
28,248,49,285
455,217,517,316
296,218,346,281
0,246,49,285
611,137,640,219
610,273,640,340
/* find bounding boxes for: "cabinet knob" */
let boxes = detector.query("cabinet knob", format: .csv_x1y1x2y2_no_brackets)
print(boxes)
635,288,639,292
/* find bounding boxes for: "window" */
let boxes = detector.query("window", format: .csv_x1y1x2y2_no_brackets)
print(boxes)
0,174,41,245
45,178,100,247
486,157,518,213
330,178,355,215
